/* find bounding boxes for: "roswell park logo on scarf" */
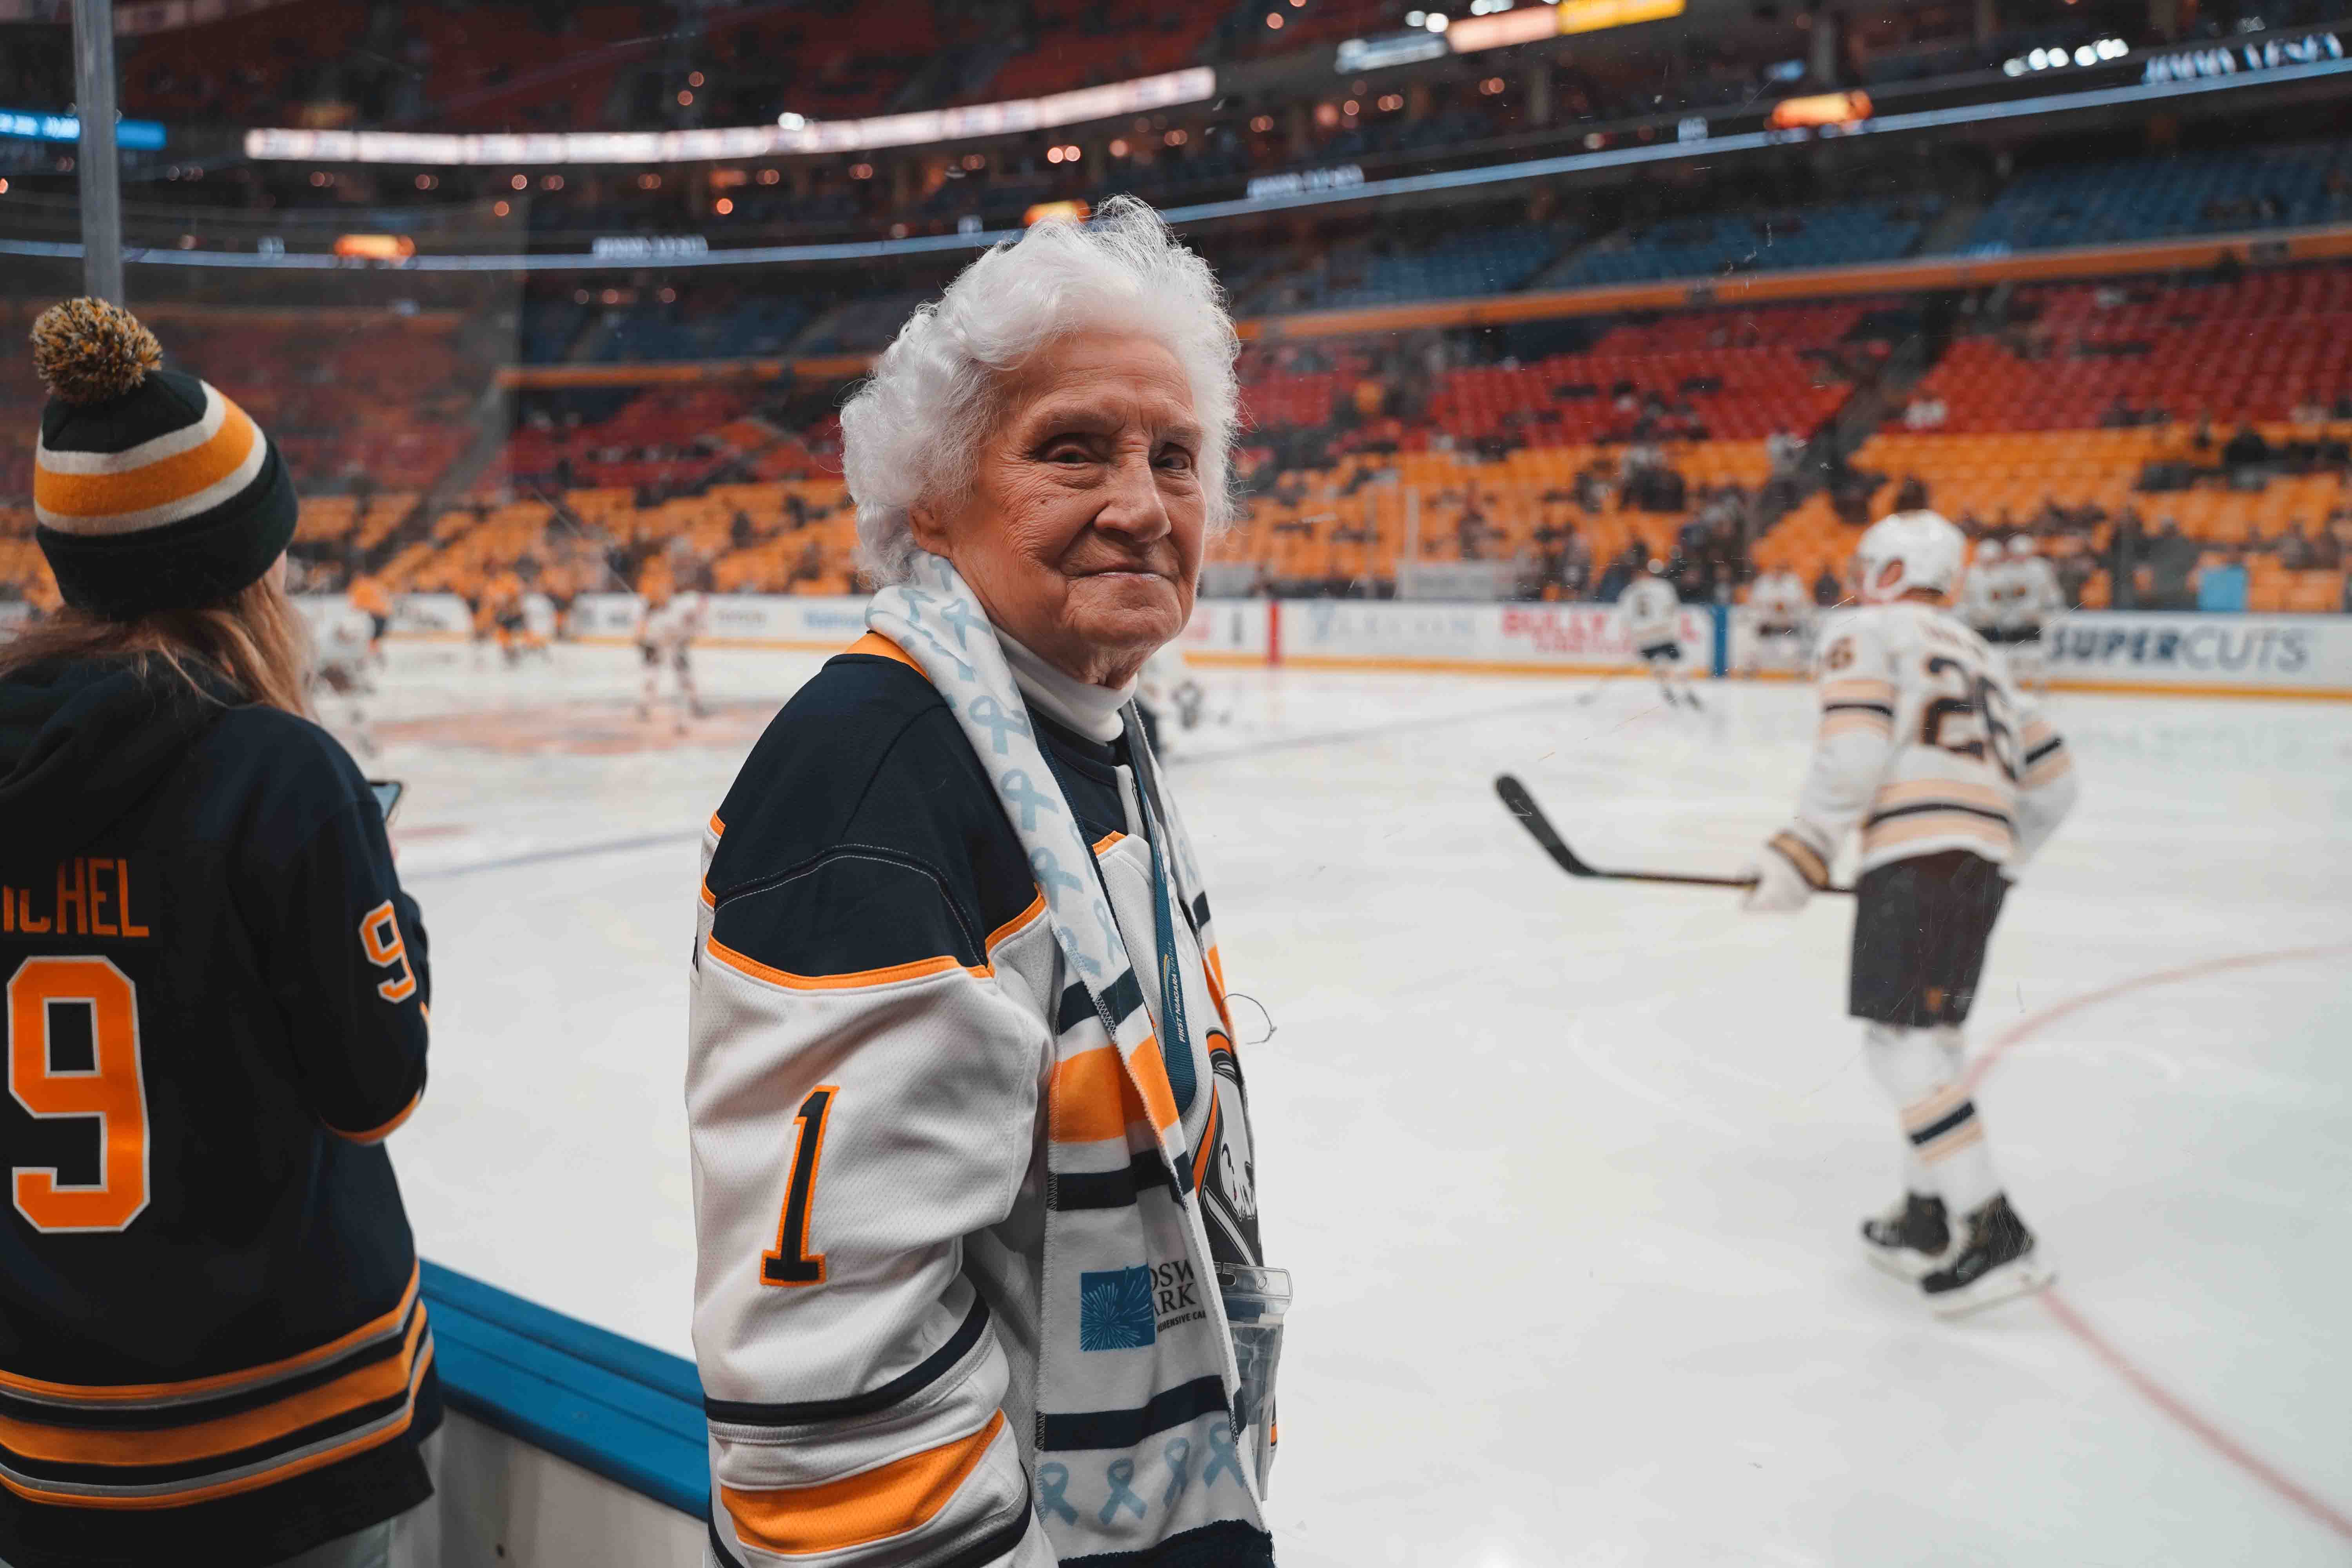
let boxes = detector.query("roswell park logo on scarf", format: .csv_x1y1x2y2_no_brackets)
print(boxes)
1081,1260,1206,1351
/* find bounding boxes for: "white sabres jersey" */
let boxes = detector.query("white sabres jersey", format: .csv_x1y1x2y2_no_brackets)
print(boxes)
1617,575,1681,645
1955,561,2004,632
639,593,705,648
1781,601,2077,880
1997,555,2064,632
1749,570,1808,627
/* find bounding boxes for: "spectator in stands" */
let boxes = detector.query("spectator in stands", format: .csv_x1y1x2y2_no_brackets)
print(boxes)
688,199,1279,1568
2315,517,2348,570
2222,423,2273,470
2276,519,2316,570
1811,561,1844,607
2196,548,2250,613
1597,542,1642,602
1891,475,1931,516
2293,391,2330,426
2143,517,2203,610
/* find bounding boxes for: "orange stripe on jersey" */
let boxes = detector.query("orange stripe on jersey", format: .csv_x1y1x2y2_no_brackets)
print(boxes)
1874,777,2009,816
0,1312,426,1469
720,1410,1005,1555
986,891,1047,951
704,936,988,992
0,1342,434,1512
2024,750,2074,790
707,812,725,837
699,882,717,910
0,1266,419,1405
328,1088,422,1146
1092,829,1127,854
1864,813,2011,856
844,630,922,672
1820,711,1893,739
1820,677,1896,706
1920,1120,1985,1164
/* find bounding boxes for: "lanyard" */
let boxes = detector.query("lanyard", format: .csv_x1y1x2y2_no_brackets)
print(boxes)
1123,707,1198,1117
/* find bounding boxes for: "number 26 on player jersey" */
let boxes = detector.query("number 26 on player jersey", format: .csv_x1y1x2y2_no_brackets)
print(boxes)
1919,653,2020,782
6,956,149,1234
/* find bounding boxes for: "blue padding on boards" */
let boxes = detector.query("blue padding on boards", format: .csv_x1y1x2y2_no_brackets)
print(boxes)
421,1260,707,1518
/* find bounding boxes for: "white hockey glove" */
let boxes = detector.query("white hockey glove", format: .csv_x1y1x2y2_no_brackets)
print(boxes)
1742,828,1829,913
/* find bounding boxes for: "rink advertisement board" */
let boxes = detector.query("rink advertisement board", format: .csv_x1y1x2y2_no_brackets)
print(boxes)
2042,612,2352,697
1273,599,1712,673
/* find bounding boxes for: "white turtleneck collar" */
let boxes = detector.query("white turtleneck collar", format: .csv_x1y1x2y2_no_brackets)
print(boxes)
994,626,1133,745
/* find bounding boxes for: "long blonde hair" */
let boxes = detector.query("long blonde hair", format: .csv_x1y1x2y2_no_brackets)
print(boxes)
0,573,313,717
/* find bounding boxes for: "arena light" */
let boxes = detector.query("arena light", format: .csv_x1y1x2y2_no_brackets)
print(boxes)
248,66,1214,166
1553,0,1682,36
1024,199,1091,225
331,234,417,260
1767,90,1872,129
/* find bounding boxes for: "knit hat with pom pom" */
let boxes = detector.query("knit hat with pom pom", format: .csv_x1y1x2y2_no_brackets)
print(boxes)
30,296,297,619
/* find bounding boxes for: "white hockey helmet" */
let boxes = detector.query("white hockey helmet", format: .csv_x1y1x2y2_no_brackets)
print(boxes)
1857,509,1966,603
1973,534,2009,563
2005,533,2037,557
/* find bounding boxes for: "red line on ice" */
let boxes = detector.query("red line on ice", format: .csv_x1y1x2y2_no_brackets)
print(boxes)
1968,940,2352,1544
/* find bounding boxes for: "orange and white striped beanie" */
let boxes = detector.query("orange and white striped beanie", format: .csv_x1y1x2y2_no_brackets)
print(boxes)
31,297,298,619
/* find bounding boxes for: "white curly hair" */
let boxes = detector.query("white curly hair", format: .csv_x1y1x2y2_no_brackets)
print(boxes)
840,195,1241,584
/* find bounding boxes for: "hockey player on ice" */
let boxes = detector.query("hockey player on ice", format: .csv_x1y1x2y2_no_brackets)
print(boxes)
1995,535,2065,691
1742,509,2079,1316
1955,535,2006,645
1133,640,1206,754
636,587,708,731
310,603,380,757
1616,559,1700,709
1742,564,1811,676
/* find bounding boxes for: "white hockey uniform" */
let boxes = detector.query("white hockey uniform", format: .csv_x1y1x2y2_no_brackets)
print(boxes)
1745,568,1811,674
1616,576,1682,659
1996,555,2063,639
1769,601,2076,885
1954,561,2004,641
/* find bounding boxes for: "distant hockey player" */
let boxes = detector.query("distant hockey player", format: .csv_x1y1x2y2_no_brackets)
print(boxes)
1134,639,1205,754
1744,563,1812,676
1956,535,2006,645
1742,509,2079,1316
310,601,381,756
1996,535,2065,691
637,586,707,730
1617,559,1700,709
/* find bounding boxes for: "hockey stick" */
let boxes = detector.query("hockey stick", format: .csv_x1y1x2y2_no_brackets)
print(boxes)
1494,773,1855,895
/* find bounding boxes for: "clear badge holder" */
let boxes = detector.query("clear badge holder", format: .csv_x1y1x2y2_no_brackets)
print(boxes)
1215,1262,1291,1496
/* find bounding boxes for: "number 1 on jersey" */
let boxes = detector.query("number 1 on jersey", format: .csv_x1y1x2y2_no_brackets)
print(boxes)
761,1086,838,1287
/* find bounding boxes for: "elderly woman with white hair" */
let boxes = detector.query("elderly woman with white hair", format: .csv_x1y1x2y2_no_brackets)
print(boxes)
687,198,1285,1568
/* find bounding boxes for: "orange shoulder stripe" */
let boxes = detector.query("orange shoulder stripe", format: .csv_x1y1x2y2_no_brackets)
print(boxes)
845,630,923,673
985,891,1047,951
720,1410,1005,1555
328,1088,423,1147
704,935,989,991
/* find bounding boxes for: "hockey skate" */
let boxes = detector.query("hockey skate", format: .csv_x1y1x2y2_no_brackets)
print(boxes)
1921,1194,2053,1317
1859,1191,1953,1282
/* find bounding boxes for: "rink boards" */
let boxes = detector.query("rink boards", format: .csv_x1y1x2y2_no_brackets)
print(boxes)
317,594,2352,699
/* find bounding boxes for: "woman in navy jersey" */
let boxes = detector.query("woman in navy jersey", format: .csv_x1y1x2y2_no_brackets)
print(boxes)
0,299,436,1568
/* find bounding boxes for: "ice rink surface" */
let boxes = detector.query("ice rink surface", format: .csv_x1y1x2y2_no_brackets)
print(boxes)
358,642,2351,1567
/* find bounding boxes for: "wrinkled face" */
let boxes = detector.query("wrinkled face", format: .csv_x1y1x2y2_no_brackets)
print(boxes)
912,328,1205,687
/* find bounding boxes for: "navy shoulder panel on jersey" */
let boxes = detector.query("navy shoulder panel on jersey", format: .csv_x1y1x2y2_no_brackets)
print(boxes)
707,652,1040,977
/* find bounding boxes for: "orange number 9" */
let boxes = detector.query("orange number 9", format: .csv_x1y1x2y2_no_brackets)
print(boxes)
360,901,417,1003
8,956,149,1234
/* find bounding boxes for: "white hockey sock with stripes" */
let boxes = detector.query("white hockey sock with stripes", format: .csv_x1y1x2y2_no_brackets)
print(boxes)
1864,1022,2002,1216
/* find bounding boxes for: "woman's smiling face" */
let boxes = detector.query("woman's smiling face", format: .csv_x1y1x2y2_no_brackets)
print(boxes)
912,328,1205,687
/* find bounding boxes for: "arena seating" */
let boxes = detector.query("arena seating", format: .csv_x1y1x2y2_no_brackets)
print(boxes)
1909,269,2352,431
1557,200,1939,287
1959,142,2352,254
